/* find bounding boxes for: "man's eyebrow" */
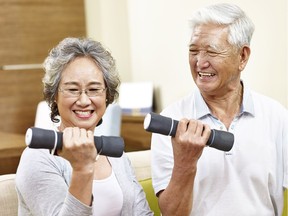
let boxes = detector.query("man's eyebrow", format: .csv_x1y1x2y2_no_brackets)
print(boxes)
188,44,223,52
208,44,221,50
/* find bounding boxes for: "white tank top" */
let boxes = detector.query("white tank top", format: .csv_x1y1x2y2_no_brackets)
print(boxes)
92,170,123,216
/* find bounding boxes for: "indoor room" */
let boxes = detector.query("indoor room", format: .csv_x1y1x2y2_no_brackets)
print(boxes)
0,0,287,215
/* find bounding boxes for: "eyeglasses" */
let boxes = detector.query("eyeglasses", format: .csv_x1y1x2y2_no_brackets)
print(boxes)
58,87,107,98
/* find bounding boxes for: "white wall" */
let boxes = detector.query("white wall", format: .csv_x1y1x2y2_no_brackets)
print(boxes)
287,1,288,105
84,0,132,82
85,0,288,111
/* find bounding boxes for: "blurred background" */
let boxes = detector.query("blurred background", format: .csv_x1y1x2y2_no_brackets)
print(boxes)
85,0,288,110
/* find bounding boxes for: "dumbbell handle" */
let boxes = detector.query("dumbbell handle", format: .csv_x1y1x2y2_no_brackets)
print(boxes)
25,127,124,157
144,112,234,152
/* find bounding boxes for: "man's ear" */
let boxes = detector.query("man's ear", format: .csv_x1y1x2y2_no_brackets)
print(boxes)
239,45,251,71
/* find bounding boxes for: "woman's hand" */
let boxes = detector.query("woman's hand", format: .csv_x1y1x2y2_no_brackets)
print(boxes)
58,127,97,172
57,127,96,206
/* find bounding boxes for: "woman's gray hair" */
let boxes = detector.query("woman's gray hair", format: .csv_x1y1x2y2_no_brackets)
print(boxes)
188,3,255,49
42,37,120,123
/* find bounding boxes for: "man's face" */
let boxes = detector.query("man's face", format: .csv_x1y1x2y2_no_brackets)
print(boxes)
188,23,246,96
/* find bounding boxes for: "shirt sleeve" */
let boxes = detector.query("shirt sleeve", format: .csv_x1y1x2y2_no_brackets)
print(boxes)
16,148,93,216
151,131,174,196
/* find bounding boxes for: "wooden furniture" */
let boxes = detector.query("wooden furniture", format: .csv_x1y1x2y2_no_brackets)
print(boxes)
121,115,152,152
0,0,86,66
0,131,26,175
0,0,86,175
0,0,86,135
0,69,44,134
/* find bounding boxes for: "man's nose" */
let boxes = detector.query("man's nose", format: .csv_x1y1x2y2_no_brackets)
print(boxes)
196,52,210,68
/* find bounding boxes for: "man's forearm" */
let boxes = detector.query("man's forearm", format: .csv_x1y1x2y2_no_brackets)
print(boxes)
158,168,196,216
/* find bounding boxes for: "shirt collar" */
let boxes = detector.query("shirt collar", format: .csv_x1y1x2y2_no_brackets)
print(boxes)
194,81,255,120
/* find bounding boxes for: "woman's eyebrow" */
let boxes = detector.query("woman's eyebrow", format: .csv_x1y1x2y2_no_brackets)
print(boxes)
62,81,104,86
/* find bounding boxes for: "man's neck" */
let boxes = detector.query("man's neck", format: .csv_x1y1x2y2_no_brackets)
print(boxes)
203,83,243,129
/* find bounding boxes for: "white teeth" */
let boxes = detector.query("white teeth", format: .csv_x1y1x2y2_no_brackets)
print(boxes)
75,111,91,115
198,72,215,77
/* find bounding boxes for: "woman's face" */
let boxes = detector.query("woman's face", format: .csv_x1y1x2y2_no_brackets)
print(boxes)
56,57,107,131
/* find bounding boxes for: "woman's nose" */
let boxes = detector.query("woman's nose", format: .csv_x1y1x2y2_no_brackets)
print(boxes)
76,91,92,105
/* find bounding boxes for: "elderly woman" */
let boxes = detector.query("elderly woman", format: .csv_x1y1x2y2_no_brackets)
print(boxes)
16,37,153,216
